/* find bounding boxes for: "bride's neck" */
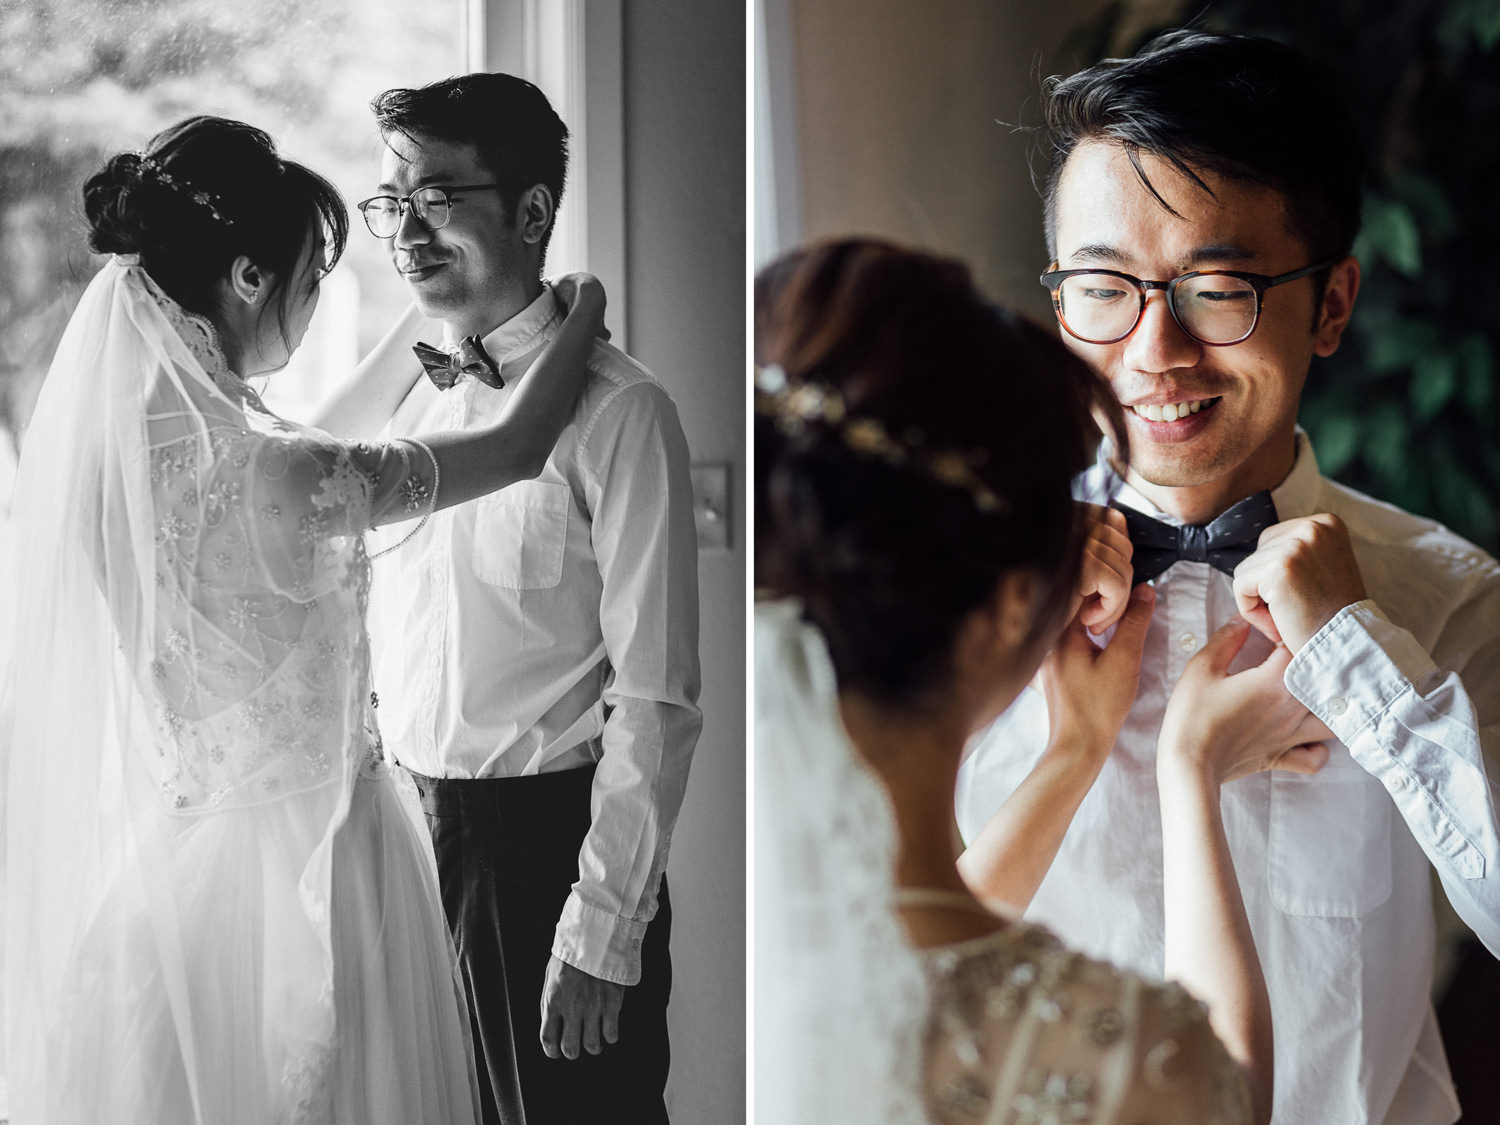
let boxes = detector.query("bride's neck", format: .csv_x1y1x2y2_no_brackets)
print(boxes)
838,691,1000,946
199,311,248,377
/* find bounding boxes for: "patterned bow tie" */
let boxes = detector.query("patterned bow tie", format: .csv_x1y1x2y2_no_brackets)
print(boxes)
413,336,504,390
1111,491,1278,584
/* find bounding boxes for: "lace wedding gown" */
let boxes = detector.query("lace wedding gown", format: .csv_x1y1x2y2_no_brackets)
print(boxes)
4,260,479,1124
754,601,1250,1125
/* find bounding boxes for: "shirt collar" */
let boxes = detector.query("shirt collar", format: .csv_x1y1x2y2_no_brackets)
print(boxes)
1269,427,1323,520
1110,427,1322,525
448,284,562,373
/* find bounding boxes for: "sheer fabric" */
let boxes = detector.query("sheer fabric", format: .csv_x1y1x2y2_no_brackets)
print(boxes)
754,601,1251,1125
3,259,477,1124
753,600,928,1125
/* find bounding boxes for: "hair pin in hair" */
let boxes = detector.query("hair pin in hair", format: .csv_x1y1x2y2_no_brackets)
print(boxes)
755,364,1009,514
135,154,234,226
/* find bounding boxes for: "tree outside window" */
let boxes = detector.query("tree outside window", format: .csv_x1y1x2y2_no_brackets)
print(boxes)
0,0,466,461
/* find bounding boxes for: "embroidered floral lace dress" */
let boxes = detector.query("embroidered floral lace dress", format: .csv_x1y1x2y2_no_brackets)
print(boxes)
921,923,1251,1124
4,260,480,1125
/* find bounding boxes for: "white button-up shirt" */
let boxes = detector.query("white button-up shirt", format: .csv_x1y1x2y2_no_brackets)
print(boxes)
371,287,702,985
957,434,1500,1125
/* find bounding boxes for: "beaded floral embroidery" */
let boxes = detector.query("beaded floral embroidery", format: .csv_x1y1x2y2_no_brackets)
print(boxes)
921,922,1249,1124
400,474,431,512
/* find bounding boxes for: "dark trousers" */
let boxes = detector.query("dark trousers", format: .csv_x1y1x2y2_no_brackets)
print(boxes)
412,766,673,1125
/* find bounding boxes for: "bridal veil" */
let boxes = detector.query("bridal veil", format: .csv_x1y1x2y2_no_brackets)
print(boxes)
3,258,424,1122
754,600,928,1124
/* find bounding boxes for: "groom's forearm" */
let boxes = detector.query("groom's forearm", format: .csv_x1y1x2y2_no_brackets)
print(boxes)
1284,598,1500,955
552,698,700,982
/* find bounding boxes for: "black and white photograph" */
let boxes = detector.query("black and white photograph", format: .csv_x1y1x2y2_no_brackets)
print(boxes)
0,1,743,1122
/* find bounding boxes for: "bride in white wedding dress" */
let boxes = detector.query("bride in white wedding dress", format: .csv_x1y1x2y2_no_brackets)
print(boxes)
3,116,603,1124
754,239,1318,1125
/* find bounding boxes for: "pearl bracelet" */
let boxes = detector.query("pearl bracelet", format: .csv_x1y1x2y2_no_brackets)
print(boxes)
369,438,440,559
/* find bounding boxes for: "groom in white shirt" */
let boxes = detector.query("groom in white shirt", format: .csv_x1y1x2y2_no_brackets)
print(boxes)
364,73,700,1124
959,30,1500,1125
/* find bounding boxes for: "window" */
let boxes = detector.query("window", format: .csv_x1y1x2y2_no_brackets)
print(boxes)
0,0,467,436
474,0,628,346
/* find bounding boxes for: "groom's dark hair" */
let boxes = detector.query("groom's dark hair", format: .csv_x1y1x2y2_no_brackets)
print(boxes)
1040,30,1364,281
372,73,570,265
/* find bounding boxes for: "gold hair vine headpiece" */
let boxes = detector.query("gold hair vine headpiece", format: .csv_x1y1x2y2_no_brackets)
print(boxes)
136,155,234,226
755,364,1008,514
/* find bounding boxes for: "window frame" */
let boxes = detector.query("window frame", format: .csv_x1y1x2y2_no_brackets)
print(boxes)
470,0,628,348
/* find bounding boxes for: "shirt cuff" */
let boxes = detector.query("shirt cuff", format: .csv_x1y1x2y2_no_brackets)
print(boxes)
1285,600,1494,880
1283,599,1435,745
552,892,648,986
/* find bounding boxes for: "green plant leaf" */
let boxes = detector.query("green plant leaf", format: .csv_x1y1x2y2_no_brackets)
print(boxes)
1439,0,1500,51
1389,169,1457,237
1356,199,1423,278
1411,352,1459,419
1362,404,1409,484
1368,319,1441,373
1457,333,1496,415
1309,413,1362,476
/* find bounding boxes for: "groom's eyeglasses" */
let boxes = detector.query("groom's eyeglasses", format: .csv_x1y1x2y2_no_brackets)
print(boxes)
1039,259,1335,346
356,184,503,239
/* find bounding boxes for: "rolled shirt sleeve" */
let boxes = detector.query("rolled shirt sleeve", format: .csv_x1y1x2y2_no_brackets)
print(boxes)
1285,595,1500,954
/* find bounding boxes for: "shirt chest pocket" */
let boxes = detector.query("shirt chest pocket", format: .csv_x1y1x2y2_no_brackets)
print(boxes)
471,480,570,590
1267,753,1394,917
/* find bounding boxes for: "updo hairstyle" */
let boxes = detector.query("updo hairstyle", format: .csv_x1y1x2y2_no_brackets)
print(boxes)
756,238,1125,707
83,115,349,342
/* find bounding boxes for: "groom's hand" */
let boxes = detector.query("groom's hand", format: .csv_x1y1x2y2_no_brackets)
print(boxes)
540,955,626,1060
1232,513,1367,652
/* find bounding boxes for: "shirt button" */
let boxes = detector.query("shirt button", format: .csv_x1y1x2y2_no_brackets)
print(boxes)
1390,773,1410,791
1179,633,1198,653
1328,696,1349,716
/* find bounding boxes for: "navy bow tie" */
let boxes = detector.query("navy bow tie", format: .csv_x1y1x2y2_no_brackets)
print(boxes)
1111,491,1279,584
413,336,504,391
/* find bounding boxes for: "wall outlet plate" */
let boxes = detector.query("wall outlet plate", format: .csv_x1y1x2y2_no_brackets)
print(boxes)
690,461,732,551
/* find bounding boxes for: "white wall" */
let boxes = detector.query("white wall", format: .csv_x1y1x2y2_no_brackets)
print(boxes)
767,0,1119,316
619,3,747,1120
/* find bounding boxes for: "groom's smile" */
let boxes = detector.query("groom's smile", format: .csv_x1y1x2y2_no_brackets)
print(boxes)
1048,140,1357,520
398,257,448,283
